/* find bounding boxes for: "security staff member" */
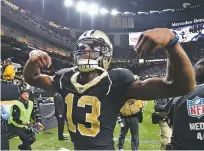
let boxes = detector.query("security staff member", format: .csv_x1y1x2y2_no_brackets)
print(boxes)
118,99,143,151
154,98,172,150
54,93,68,140
166,58,204,150
8,90,44,150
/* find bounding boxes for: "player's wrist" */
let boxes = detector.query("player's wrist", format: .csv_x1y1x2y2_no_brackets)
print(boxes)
165,31,179,49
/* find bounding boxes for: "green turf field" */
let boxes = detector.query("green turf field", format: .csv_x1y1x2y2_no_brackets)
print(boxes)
9,101,161,150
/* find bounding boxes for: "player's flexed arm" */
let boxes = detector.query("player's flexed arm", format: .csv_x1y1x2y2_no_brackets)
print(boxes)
126,28,196,100
23,50,57,92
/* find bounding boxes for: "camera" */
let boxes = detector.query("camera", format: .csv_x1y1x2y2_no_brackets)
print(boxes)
117,116,124,128
151,113,161,124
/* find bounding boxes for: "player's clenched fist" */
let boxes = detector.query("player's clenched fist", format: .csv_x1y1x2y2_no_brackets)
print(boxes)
134,28,176,57
29,50,52,68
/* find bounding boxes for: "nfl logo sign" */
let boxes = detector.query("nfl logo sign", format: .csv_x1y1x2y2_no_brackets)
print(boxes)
187,97,204,118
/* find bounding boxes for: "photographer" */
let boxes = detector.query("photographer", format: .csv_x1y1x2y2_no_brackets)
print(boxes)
152,98,172,150
8,90,44,150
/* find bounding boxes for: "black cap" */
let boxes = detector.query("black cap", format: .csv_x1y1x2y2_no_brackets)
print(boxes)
20,89,29,95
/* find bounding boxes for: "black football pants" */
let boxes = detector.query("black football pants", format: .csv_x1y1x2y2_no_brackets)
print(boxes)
118,115,139,150
1,131,9,150
13,126,35,150
56,115,68,139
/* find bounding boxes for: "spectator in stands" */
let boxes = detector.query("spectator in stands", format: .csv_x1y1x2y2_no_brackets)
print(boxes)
2,59,15,83
1,105,10,150
54,93,68,141
8,90,44,150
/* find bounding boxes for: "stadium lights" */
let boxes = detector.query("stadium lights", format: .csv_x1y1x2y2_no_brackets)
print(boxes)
100,8,109,15
149,10,160,14
64,0,73,7
137,12,148,15
122,12,135,16
88,3,99,16
162,9,173,12
76,1,87,12
111,9,119,16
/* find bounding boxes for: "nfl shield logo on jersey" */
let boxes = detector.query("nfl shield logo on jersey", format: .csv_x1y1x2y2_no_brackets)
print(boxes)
187,96,204,118
78,87,84,93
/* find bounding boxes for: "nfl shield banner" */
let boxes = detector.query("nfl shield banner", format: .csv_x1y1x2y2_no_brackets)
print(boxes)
187,97,204,118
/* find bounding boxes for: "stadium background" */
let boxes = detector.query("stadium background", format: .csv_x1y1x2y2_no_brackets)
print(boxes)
1,0,204,150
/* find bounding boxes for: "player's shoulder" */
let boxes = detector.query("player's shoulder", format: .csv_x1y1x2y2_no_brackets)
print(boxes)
108,68,136,84
109,68,134,79
55,67,76,77
53,67,77,90
53,67,77,84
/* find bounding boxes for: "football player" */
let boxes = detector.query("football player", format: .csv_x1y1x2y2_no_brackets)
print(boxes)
23,29,195,150
166,58,204,150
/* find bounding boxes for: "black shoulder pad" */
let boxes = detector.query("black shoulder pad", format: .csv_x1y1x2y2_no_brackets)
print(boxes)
53,67,76,91
110,68,136,85
55,67,76,77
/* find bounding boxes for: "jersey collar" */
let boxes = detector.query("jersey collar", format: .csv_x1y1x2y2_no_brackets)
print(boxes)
71,70,108,94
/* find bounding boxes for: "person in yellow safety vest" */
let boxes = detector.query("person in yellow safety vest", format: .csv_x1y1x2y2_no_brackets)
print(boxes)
8,90,44,150
117,97,144,151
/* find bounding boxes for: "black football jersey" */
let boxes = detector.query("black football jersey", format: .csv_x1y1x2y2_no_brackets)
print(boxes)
170,84,204,149
53,67,135,150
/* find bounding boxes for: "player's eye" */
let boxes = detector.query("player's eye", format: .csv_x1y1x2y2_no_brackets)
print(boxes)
78,45,86,50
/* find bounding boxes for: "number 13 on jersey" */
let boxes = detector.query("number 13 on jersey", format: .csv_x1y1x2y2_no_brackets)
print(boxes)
65,93,101,137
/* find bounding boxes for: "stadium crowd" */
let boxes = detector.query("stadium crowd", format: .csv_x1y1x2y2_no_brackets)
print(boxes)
1,0,76,46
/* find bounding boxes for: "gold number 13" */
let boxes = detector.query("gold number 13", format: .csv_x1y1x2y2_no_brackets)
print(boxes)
65,93,101,137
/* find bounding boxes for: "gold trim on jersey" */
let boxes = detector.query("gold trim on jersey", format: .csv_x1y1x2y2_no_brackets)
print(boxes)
70,71,108,94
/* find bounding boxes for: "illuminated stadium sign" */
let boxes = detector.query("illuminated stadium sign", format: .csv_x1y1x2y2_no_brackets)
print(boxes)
171,18,204,27
129,23,204,45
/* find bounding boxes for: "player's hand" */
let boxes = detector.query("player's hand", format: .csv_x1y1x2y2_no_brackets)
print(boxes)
134,28,175,57
29,49,52,68
37,122,44,131
22,122,32,126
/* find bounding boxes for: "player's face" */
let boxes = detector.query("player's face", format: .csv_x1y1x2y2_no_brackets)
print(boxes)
20,92,29,101
75,44,101,60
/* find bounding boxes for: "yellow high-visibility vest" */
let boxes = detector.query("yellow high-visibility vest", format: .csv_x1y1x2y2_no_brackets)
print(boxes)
8,100,33,128
120,99,143,116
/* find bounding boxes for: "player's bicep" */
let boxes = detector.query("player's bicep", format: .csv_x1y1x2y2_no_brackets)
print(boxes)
29,74,57,92
126,78,182,100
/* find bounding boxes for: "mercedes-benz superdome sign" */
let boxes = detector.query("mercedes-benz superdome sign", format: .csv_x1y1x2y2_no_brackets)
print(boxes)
171,18,204,28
